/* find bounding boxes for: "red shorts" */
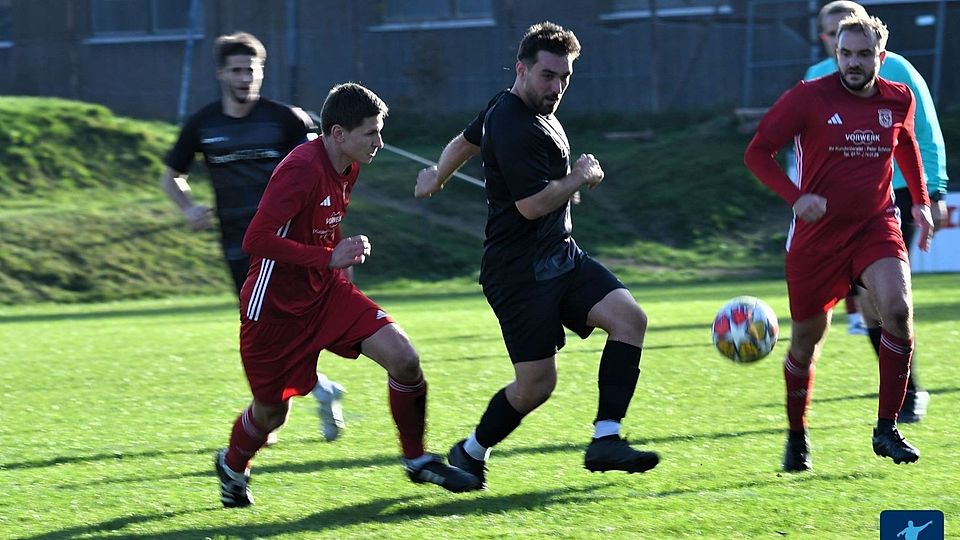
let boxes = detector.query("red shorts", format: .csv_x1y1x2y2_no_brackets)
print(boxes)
786,213,907,321
239,281,394,404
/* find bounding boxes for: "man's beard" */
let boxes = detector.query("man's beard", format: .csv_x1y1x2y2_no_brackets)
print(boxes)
525,88,560,115
840,68,876,92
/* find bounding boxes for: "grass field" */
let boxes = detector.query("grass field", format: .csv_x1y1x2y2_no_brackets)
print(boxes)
1,275,957,539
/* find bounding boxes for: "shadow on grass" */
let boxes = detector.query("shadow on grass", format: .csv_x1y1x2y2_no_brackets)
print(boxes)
16,507,218,540
649,469,884,499
0,442,399,473
23,485,610,539
0,301,237,325
6,420,850,475
754,385,960,409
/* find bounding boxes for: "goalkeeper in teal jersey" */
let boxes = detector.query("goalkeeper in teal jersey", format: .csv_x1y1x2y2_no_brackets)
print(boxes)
787,1,949,425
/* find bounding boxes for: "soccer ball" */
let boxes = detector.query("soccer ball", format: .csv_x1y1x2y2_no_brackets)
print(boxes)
711,296,779,363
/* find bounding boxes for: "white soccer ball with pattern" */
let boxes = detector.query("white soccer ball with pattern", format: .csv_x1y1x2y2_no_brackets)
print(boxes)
711,296,779,363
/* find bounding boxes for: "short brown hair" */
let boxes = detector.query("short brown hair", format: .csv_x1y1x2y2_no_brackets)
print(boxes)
320,83,389,135
214,32,266,67
837,14,889,50
817,1,868,32
516,21,581,65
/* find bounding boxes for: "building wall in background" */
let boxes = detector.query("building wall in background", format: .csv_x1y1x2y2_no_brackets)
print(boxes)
0,0,955,121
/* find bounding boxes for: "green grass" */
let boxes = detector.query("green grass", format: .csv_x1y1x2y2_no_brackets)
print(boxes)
3,98,960,304
1,274,957,539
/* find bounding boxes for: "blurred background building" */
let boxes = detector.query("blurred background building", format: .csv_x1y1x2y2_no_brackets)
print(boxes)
0,0,956,121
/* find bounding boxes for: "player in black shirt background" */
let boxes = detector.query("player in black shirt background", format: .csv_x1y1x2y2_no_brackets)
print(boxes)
415,21,659,488
161,32,344,445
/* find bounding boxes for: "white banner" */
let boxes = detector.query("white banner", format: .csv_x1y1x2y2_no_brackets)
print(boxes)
911,192,960,273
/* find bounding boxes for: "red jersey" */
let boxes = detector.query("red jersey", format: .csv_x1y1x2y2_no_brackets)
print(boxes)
240,136,359,322
744,73,929,251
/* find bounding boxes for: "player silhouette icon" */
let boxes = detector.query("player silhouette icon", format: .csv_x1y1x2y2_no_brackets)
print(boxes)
898,520,933,540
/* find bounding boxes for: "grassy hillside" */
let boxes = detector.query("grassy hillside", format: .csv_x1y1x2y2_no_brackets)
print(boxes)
1,97,957,304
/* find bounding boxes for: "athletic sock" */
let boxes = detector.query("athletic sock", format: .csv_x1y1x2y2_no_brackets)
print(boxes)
595,340,642,423
783,352,815,431
226,406,269,472
593,420,621,439
463,432,490,461
870,326,920,392
388,376,427,460
877,329,913,420
474,387,526,451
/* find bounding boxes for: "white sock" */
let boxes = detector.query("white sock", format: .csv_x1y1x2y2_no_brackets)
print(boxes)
463,432,490,461
593,420,621,439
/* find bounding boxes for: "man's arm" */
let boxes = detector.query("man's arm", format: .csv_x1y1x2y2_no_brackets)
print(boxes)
743,104,804,207
415,133,480,198
160,167,211,230
743,85,832,222
514,153,602,220
895,96,934,252
886,55,950,228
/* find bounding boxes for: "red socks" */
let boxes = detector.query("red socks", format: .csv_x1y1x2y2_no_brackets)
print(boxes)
783,352,815,431
877,329,913,420
226,406,269,472
388,376,427,459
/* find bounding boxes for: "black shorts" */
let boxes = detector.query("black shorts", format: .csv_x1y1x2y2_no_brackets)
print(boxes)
482,255,626,363
893,187,916,247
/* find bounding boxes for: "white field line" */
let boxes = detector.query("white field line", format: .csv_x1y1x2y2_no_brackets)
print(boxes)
382,143,485,188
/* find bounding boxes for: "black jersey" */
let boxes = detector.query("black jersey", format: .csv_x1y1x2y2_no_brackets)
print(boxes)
465,91,582,284
165,98,312,260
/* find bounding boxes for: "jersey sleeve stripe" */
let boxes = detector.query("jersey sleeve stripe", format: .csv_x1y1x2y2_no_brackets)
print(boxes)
246,220,293,321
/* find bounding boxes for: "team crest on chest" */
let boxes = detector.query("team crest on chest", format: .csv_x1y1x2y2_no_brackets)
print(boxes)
878,109,893,128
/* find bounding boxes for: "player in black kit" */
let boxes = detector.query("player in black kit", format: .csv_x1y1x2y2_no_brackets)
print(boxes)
161,32,344,444
415,21,659,488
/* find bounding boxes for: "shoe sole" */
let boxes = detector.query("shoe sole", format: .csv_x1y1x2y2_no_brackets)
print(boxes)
584,454,660,473
873,450,920,464
408,471,482,493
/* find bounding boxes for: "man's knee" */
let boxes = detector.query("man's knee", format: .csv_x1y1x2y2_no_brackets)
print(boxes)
597,294,647,342
386,345,422,382
880,299,912,333
513,370,557,411
515,383,554,411
253,401,290,432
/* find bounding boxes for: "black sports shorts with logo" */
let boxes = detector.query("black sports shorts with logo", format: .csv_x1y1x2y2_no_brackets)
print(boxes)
482,254,626,363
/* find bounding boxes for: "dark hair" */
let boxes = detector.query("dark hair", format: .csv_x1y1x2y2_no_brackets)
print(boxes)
516,21,581,65
320,83,389,135
214,32,266,67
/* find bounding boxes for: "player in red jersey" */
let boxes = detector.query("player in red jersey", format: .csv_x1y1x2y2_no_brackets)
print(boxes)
163,32,345,446
744,15,934,471
214,83,480,508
